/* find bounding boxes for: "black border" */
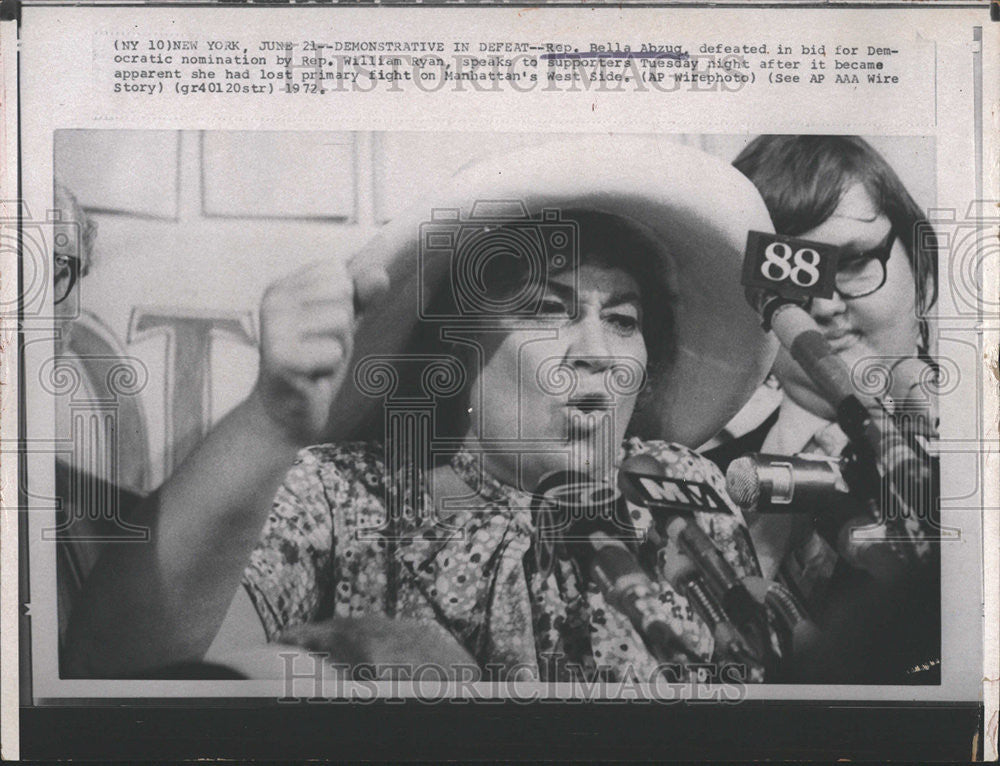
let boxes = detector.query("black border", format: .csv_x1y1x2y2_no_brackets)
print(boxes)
20,701,984,760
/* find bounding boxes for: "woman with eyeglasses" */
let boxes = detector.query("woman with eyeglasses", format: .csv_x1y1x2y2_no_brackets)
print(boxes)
706,135,940,683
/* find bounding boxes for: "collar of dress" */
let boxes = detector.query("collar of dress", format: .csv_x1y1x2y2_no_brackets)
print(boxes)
447,447,527,508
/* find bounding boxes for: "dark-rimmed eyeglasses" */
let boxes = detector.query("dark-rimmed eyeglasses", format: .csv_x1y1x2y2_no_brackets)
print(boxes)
53,253,83,306
831,229,896,300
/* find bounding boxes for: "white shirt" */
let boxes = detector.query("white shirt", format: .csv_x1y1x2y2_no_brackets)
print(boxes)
761,395,841,455
751,395,844,586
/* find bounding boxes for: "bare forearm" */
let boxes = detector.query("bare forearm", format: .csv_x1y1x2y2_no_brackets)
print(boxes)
64,252,389,678
63,390,300,677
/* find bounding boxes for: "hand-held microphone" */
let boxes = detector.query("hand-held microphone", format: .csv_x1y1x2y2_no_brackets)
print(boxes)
745,292,933,534
660,542,764,679
533,470,702,664
583,530,703,664
726,451,910,583
664,515,772,661
726,452,849,512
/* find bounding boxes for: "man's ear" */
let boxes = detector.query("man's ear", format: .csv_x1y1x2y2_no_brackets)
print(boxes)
81,217,98,274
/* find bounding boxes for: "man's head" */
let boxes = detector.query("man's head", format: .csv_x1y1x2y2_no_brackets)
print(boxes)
53,181,96,322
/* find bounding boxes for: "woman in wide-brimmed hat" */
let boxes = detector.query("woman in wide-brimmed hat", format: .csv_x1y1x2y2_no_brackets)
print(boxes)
65,137,777,682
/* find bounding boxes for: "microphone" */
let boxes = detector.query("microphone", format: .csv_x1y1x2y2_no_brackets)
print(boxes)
745,293,933,531
618,456,772,670
618,456,730,516
664,515,772,662
885,356,939,438
726,452,849,513
533,471,702,664
727,452,914,584
660,542,764,679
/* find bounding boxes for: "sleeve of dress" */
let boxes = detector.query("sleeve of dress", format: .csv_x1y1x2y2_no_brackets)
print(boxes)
241,447,336,641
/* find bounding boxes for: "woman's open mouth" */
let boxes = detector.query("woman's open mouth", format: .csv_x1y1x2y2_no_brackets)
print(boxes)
564,397,617,439
565,394,615,413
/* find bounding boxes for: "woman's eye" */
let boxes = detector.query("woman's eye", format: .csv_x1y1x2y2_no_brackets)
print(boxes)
54,254,70,270
606,313,640,334
538,299,569,316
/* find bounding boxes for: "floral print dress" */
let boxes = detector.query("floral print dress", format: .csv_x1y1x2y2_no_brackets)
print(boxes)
243,437,763,683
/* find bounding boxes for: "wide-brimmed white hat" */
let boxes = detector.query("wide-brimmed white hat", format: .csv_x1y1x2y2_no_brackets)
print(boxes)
331,136,778,448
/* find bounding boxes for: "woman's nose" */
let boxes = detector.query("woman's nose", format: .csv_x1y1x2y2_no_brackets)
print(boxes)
809,291,849,322
567,316,611,371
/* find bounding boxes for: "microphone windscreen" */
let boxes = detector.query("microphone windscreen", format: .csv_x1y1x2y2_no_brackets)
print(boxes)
726,456,761,509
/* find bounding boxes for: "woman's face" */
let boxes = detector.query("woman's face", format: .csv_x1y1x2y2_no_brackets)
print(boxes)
773,182,921,418
466,260,649,490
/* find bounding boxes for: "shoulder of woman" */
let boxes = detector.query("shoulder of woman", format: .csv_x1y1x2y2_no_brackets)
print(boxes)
288,441,388,492
624,437,751,538
624,437,723,480
299,440,385,465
